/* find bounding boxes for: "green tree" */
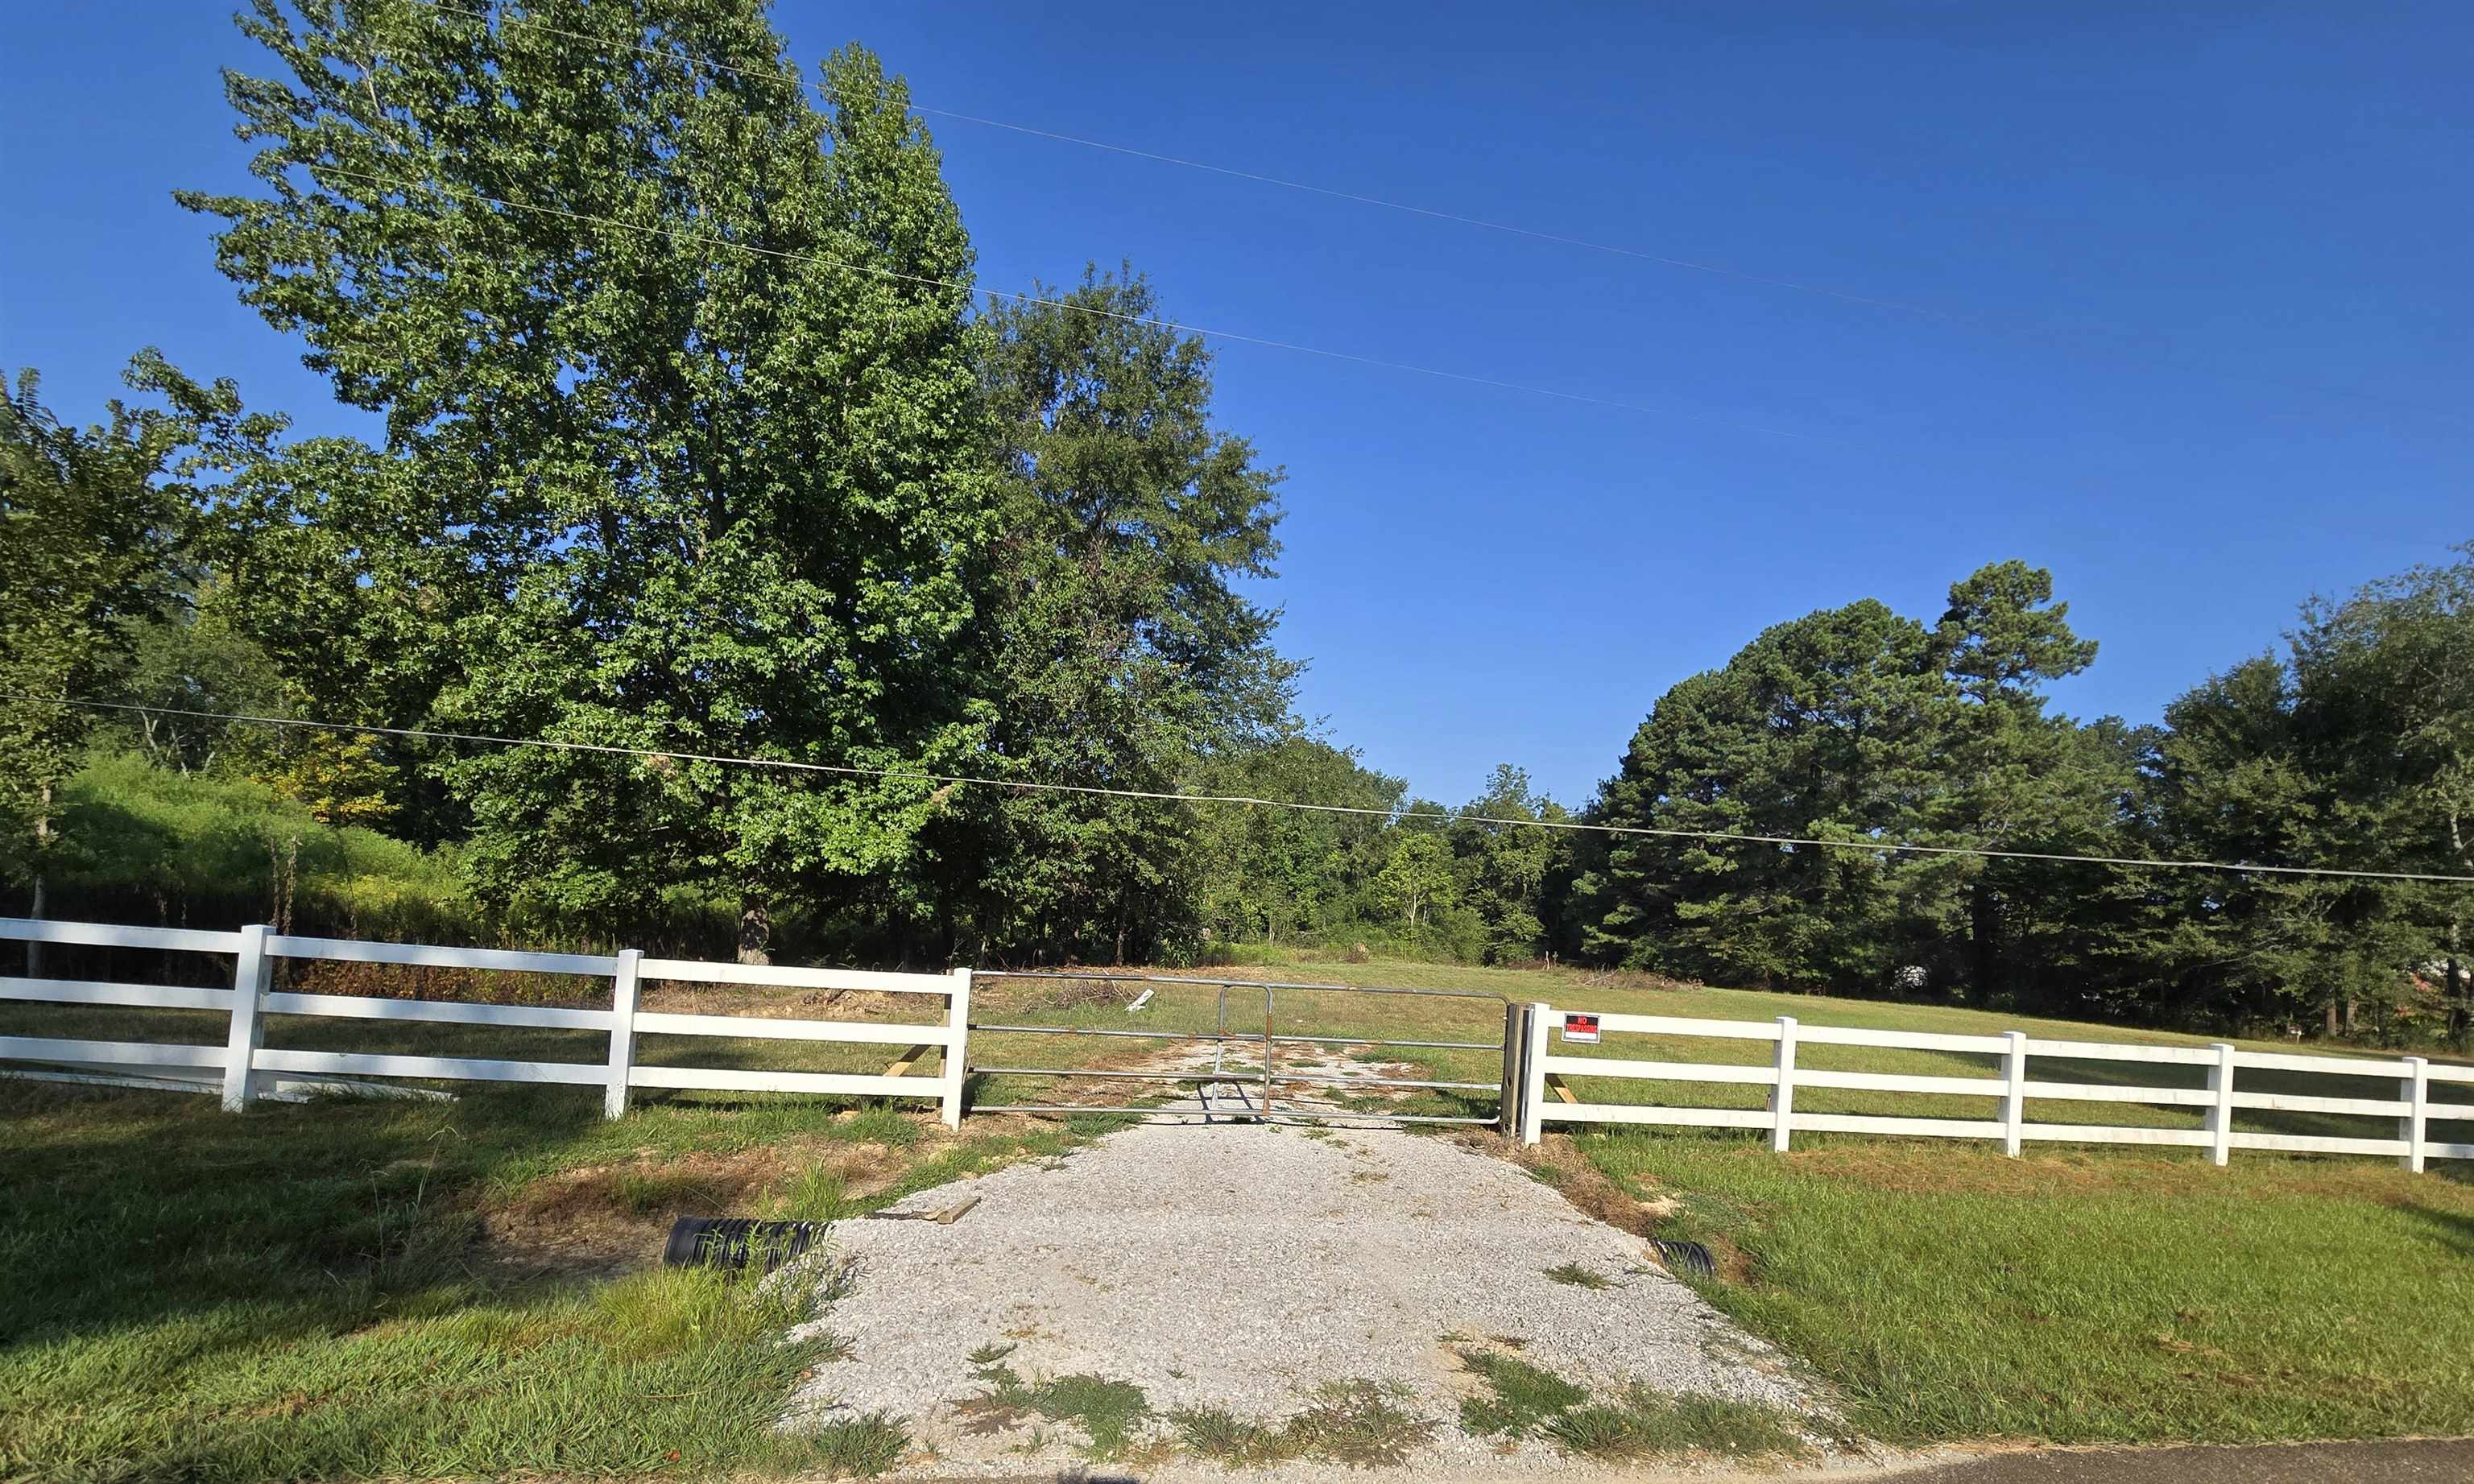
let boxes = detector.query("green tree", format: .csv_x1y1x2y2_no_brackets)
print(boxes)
2137,658,2360,1030
1192,738,1404,948
931,268,1291,963
1908,560,2107,1002
1376,821,1459,948
1448,764,1564,964
0,355,260,961
2288,545,2474,1035
1578,598,1948,990
184,2,996,959
1576,563,2128,1002
108,596,288,778
2133,549,2474,1041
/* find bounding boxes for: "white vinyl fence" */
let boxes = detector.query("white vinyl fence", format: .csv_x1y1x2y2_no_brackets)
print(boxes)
1519,1003,2474,1172
0,917,970,1126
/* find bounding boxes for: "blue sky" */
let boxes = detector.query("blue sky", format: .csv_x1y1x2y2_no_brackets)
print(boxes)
4,2,2467,808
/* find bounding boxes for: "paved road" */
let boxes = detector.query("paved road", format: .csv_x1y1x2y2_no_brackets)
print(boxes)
1897,1440,2474,1484
930,1439,2474,1484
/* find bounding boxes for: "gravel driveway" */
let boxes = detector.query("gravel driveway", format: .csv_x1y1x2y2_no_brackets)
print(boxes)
787,1102,1841,1478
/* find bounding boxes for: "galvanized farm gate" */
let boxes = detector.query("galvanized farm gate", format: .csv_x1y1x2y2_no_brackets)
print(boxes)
966,971,1518,1131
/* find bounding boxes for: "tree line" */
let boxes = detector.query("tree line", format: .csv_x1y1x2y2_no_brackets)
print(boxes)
2,0,2467,1040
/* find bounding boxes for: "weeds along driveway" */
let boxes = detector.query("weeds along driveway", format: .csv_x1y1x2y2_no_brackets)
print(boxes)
788,1114,1843,1477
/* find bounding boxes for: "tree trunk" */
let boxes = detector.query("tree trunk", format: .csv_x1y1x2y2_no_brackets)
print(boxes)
2324,998,2340,1038
737,896,772,966
2448,956,2468,1045
27,783,51,977
1969,881,1998,1002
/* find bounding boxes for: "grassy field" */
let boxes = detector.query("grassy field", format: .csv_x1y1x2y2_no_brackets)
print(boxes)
0,1056,1119,1482
5,952,2473,1477
974,957,2474,1444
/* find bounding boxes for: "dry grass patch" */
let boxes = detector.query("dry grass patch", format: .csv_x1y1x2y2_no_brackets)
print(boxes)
478,1138,912,1278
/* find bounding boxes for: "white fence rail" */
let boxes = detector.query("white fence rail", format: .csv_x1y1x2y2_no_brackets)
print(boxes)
0,917,969,1126
1519,1003,2473,1172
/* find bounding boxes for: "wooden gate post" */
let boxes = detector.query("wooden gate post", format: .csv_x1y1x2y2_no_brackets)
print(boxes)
1520,1003,1550,1147
1499,1001,1529,1140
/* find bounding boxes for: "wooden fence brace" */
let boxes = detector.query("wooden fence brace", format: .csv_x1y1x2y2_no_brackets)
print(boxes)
605,948,643,1120
221,924,274,1112
1522,1003,1550,1147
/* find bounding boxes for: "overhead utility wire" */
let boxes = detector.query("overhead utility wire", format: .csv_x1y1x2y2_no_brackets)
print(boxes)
308,163,1815,441
18,696,2474,885
420,1,2460,428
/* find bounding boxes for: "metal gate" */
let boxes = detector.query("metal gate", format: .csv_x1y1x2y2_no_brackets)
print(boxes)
964,972,1512,1130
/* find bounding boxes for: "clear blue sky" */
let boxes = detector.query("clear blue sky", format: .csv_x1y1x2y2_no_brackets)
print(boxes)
5,2,2467,808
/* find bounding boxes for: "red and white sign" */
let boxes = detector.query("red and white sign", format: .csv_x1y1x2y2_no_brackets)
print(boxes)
1562,1013,1601,1044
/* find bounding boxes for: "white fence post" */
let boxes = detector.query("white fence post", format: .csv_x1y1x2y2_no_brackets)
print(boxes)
221,924,274,1111
2204,1041,2236,1167
1522,1002,1550,1147
941,968,972,1130
603,949,643,1119
2002,1031,2028,1157
2402,1056,2429,1174
1769,1015,1798,1153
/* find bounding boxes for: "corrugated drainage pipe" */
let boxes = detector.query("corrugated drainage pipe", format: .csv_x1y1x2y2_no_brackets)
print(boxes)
662,1216,825,1272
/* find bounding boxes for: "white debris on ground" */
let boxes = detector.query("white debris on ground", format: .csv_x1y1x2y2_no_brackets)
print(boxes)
784,1073,1849,1480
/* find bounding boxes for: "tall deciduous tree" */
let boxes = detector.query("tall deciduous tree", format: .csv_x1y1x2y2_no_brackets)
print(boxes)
933,268,1289,964
0,355,261,961
1193,738,1404,948
1375,828,1457,945
1448,764,1565,964
183,2,995,957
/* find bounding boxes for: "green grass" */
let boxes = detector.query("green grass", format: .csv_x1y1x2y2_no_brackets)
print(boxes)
1541,1260,1611,1289
1171,1380,1434,1467
1456,1350,1587,1437
9,947,2474,1471
0,1074,1114,1482
1455,1346,1808,1459
1058,952,2474,1447
1546,1387,1810,1461
1581,1132,2474,1444
963,1366,1153,1459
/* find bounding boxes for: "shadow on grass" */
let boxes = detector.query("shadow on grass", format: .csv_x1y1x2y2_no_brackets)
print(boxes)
0,1078,603,1355
2404,1201,2474,1256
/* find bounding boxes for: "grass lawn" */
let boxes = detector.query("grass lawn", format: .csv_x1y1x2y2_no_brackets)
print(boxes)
6,950,2474,1476
0,1060,1121,1482
982,957,2474,1444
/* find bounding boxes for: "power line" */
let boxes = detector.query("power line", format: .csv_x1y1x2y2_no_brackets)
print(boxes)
19,694,2474,885
425,3,1905,318
908,106,2468,426
418,0,2462,428
307,163,1818,442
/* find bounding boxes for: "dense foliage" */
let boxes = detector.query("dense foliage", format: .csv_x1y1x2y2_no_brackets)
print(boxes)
2,0,2467,1040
